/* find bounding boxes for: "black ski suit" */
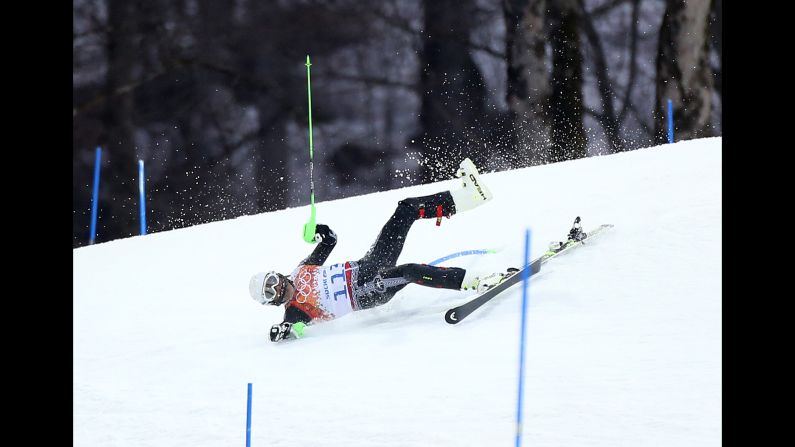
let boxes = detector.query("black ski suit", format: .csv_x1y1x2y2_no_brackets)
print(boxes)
281,191,467,325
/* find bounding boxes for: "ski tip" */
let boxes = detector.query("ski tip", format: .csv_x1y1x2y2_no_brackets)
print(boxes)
445,309,461,324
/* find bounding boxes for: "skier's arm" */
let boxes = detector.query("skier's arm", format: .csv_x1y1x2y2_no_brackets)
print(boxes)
269,306,312,342
298,224,337,266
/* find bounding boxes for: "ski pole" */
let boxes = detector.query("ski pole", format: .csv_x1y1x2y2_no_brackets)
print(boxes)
303,55,317,243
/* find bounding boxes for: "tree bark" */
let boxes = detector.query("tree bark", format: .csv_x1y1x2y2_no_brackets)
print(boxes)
548,0,587,162
418,0,489,181
654,0,714,144
504,0,552,167
102,0,141,239
578,0,625,153
710,0,722,100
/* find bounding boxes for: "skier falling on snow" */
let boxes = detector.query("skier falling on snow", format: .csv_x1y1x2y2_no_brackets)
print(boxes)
248,158,510,342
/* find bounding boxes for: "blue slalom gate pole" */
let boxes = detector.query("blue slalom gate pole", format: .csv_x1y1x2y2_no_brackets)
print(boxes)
89,147,102,244
138,160,146,235
667,99,674,143
515,229,532,447
246,383,252,447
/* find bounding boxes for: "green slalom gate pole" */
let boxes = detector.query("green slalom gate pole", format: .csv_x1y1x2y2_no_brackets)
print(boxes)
303,55,317,243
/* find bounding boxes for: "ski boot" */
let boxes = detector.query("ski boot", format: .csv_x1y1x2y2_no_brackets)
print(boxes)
449,158,493,213
461,267,520,293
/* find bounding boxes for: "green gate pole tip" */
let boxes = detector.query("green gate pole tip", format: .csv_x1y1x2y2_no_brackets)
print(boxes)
303,206,317,243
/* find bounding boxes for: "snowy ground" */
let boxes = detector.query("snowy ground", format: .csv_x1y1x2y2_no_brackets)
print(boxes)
74,137,721,446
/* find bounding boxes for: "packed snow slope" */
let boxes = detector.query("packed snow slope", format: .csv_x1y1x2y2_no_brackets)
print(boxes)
74,137,721,446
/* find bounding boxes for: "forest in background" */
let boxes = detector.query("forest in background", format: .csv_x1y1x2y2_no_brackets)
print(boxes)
73,0,721,247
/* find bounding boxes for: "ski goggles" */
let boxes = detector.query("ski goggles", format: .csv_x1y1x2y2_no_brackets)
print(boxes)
262,271,286,304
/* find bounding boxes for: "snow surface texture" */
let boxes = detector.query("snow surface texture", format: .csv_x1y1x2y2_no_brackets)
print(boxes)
74,138,721,446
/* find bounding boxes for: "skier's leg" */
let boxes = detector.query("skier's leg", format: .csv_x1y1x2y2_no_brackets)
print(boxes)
380,263,466,290
356,192,456,282
356,158,493,284
356,263,465,310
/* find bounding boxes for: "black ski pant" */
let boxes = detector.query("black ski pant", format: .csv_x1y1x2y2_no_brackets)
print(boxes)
354,192,466,309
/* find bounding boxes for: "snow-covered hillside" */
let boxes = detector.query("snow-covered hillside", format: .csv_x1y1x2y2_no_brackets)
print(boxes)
74,137,721,446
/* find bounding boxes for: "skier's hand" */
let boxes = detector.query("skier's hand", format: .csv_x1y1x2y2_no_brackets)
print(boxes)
270,322,293,342
314,224,337,244
269,322,307,342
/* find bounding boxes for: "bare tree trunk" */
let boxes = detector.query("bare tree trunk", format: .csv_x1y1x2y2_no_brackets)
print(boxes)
504,0,552,167
578,0,625,153
618,0,641,126
548,0,587,162
654,0,714,144
710,0,721,100
418,0,488,181
102,0,140,240
253,106,289,213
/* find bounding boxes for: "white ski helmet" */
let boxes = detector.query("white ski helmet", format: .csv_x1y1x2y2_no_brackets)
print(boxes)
249,271,289,305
